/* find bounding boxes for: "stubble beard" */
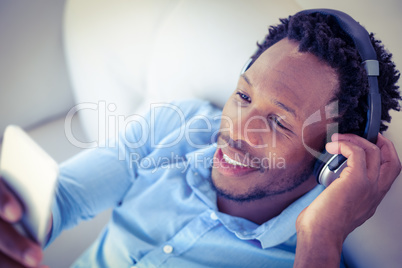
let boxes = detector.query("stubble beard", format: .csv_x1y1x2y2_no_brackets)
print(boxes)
210,164,315,203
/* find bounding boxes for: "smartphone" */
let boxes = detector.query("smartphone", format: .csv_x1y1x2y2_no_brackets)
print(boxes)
0,125,59,246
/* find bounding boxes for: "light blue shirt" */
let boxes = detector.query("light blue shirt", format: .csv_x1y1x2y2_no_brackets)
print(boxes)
47,100,342,267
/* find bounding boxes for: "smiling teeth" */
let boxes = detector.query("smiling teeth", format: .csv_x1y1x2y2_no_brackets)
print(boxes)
223,153,250,167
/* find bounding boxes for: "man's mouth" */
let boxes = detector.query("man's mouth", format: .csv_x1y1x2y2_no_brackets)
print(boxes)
214,148,261,177
222,153,252,167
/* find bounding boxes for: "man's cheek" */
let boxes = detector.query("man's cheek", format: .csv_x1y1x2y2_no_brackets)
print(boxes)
259,152,287,170
280,145,315,169
301,122,328,158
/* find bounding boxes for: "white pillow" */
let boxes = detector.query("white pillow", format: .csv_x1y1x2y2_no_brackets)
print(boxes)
64,0,301,142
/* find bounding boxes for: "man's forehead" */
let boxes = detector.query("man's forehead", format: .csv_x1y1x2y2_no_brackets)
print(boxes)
245,38,339,121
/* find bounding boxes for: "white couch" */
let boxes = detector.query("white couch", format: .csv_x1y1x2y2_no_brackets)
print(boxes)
0,0,401,267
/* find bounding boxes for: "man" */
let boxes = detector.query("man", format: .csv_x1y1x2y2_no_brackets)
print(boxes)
0,10,401,268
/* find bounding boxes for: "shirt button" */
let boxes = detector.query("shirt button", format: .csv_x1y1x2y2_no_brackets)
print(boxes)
163,244,174,254
194,172,199,176
210,212,218,221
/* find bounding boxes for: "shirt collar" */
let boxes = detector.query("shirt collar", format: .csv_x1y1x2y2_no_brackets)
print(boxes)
185,143,325,249
185,143,218,210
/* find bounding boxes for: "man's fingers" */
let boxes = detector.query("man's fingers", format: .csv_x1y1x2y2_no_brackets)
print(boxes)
0,219,43,267
0,179,43,267
328,133,381,178
0,179,23,222
326,139,367,174
375,133,401,191
0,252,27,268
376,133,401,169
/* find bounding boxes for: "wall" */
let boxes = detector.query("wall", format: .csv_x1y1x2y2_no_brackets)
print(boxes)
0,0,74,138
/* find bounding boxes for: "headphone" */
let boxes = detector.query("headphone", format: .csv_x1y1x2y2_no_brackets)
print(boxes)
241,9,381,187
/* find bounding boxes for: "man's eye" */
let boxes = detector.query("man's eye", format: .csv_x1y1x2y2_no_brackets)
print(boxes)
270,116,288,130
236,92,251,103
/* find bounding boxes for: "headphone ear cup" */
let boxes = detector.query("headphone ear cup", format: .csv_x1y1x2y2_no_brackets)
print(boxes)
313,150,334,184
314,149,348,187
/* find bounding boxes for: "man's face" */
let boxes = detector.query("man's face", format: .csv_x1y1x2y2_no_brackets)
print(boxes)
211,38,339,202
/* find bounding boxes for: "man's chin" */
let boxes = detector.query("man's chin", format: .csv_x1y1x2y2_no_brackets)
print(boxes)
210,178,268,203
210,164,316,203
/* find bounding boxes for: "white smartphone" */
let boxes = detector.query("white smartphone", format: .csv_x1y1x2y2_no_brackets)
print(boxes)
0,125,59,246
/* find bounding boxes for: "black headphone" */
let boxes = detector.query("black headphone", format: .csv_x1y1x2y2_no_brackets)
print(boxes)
241,9,381,187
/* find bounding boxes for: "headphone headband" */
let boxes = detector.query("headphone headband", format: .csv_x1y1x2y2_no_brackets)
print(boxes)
296,9,381,143
298,9,381,186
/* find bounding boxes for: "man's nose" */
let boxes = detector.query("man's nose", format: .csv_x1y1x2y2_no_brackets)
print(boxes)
231,113,272,148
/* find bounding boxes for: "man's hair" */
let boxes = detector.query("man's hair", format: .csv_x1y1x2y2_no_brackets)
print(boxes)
251,12,401,134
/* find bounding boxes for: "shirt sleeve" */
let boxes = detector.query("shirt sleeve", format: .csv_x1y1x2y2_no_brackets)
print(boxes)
45,125,141,246
45,99,220,247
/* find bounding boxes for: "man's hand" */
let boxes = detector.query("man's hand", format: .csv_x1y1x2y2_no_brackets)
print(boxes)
294,133,401,267
0,178,44,267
